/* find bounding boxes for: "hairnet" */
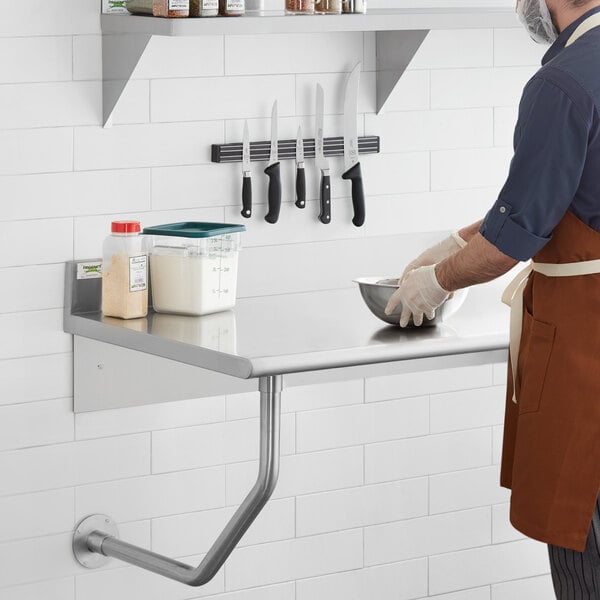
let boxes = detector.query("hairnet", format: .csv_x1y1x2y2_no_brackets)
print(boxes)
517,0,559,44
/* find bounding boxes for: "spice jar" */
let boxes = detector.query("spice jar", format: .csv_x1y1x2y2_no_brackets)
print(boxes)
342,0,366,12
286,0,314,14
219,0,245,15
314,0,340,12
190,0,219,15
153,0,189,17
102,221,148,320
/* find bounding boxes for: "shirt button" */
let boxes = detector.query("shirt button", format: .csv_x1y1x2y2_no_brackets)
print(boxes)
499,206,506,213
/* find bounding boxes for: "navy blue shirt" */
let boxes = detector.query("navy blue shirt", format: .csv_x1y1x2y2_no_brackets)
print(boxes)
480,7,600,261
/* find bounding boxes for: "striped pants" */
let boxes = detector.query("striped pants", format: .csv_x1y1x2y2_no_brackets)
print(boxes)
549,494,600,599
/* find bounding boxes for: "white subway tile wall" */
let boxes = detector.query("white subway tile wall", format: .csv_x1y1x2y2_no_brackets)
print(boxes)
0,2,551,597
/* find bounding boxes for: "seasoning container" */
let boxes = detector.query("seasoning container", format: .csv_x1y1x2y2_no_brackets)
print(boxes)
219,0,245,15
342,0,366,12
245,0,264,11
153,0,190,17
143,222,246,316
285,0,315,14
102,221,148,320
126,0,189,14
190,0,219,16
314,0,341,13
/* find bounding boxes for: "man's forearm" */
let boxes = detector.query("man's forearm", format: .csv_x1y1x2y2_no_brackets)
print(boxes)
435,232,518,292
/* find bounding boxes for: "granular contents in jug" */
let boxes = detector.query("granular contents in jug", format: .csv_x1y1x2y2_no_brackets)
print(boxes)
102,253,148,319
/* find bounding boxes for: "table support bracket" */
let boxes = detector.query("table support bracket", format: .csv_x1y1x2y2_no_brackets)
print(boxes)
73,374,282,587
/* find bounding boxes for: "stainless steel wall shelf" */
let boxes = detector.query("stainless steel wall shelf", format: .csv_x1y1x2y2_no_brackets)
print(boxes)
100,8,519,126
211,135,380,163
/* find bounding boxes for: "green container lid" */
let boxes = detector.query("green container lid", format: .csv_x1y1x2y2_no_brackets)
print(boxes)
142,222,246,238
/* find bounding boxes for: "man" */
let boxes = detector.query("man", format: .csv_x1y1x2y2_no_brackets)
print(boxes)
385,0,600,596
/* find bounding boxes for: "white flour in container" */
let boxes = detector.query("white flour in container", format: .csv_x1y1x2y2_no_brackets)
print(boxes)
150,252,239,316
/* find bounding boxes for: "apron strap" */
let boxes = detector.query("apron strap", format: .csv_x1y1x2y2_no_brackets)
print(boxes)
502,263,533,404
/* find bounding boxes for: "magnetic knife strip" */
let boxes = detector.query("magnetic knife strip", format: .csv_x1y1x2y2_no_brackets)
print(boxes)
211,136,380,163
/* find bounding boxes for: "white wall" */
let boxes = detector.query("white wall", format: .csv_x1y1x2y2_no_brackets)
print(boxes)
0,2,555,599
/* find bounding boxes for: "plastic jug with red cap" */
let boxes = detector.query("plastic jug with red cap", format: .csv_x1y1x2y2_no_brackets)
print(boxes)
101,220,148,319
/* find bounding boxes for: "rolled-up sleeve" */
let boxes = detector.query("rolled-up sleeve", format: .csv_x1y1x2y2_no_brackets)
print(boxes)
480,73,592,261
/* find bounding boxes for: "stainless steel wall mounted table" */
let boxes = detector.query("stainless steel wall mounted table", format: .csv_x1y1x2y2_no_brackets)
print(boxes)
64,260,509,586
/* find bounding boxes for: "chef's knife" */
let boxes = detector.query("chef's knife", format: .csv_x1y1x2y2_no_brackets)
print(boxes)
342,62,366,227
315,84,331,225
295,125,306,209
264,101,281,224
241,120,252,219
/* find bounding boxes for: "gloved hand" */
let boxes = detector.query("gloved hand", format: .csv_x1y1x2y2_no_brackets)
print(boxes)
385,265,450,327
399,232,467,283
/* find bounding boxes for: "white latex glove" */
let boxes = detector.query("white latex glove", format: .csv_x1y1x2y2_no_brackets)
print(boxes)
385,265,450,327
400,232,467,283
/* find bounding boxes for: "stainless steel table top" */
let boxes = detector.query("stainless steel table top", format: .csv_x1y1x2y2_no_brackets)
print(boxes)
65,261,509,379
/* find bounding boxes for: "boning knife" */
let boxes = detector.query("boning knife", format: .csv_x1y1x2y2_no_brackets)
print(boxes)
315,84,331,224
264,101,282,224
241,120,252,219
295,125,306,209
342,62,366,227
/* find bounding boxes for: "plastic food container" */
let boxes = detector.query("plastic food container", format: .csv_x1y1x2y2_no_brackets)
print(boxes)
143,222,246,317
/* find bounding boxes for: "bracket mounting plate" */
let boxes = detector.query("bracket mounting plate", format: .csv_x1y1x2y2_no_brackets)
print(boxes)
73,514,119,569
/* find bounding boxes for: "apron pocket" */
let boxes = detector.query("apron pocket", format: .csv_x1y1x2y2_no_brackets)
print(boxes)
518,309,556,415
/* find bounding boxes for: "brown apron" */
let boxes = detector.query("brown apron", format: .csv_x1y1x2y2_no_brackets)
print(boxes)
500,210,600,551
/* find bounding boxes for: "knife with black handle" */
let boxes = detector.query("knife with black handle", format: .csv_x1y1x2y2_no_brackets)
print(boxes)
343,62,366,227
295,125,306,209
264,161,282,224
241,120,252,219
315,84,331,225
296,167,306,209
242,121,252,219
242,175,252,219
319,172,331,224
342,162,365,227
264,101,281,224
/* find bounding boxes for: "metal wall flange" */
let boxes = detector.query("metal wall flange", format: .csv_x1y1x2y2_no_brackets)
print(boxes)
73,514,119,569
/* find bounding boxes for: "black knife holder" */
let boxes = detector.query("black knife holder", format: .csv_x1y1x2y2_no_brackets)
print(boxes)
211,136,380,163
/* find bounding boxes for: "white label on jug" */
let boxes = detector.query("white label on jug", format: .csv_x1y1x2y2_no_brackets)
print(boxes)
203,0,218,7
169,0,189,8
129,256,147,292
226,0,244,8
77,262,102,280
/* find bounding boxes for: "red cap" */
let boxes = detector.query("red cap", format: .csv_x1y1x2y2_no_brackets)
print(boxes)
111,220,141,234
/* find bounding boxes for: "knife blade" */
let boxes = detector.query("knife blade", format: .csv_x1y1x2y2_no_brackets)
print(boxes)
315,84,331,225
295,125,306,209
264,101,282,224
341,62,366,227
241,120,252,219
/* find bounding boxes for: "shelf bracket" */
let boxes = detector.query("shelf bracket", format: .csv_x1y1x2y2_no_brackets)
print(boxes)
103,32,152,127
73,374,282,586
375,29,429,114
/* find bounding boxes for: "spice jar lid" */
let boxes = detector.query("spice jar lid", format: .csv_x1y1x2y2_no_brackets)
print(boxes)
111,220,141,234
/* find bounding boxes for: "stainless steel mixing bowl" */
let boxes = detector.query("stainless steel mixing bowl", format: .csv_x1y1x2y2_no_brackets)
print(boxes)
353,276,468,326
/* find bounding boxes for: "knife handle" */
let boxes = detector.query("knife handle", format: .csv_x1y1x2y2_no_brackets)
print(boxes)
318,173,331,225
295,166,306,208
241,175,252,219
342,162,365,227
264,162,282,224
